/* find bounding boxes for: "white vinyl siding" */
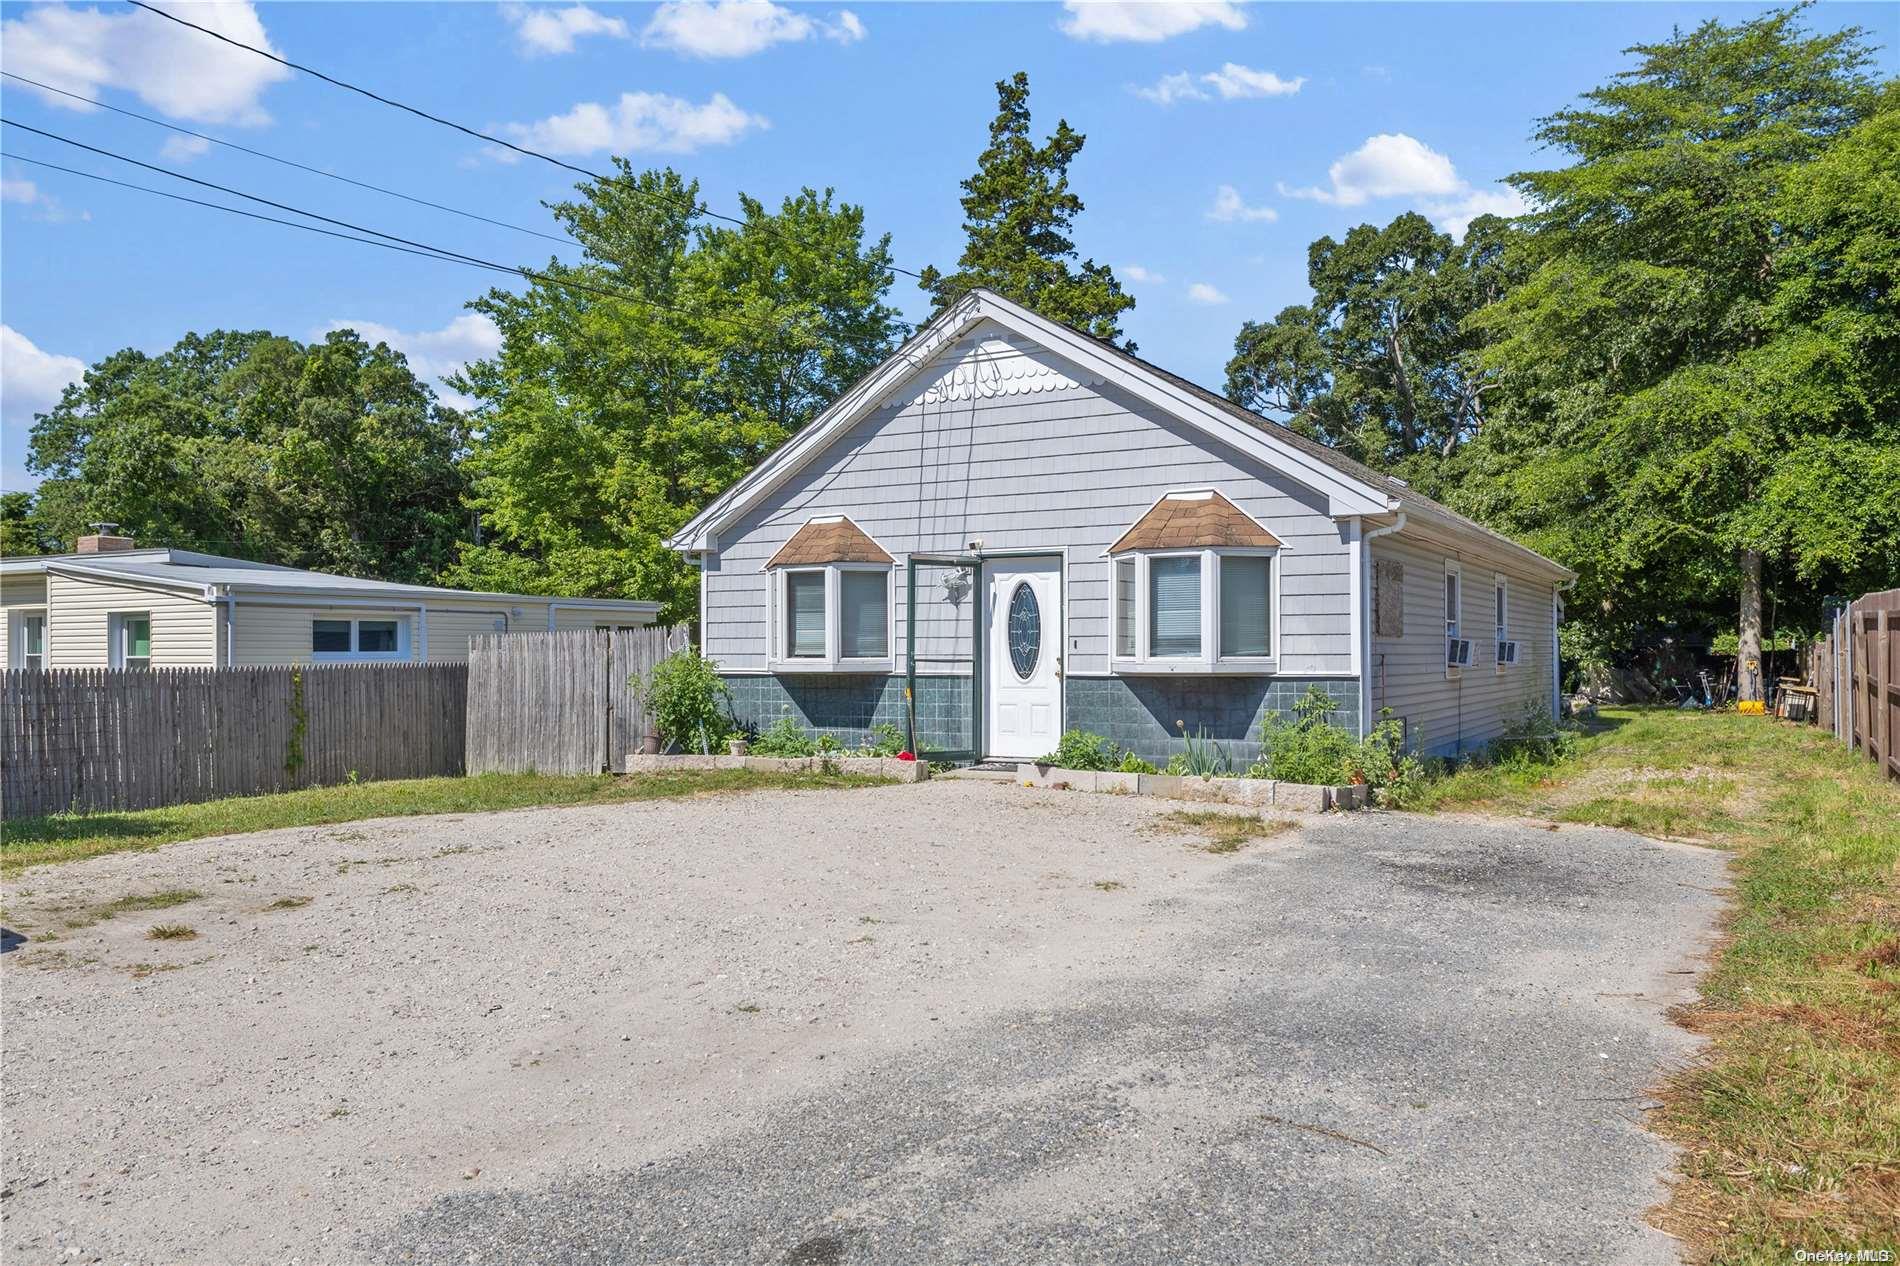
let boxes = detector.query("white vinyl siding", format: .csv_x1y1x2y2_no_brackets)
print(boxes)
702,321,1354,675
231,606,417,667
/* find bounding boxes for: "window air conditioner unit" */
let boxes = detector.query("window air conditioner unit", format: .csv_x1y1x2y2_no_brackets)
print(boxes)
1497,640,1519,665
1447,637,1472,668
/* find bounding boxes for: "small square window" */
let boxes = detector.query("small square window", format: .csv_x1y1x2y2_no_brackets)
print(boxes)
357,621,399,653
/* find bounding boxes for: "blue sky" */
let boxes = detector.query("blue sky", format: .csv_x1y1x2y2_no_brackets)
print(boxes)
3,0,1895,492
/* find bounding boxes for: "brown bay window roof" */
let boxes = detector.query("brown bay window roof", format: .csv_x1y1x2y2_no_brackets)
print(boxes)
1108,491,1282,553
764,516,894,568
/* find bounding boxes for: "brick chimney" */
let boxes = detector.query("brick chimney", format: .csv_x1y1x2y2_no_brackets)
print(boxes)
76,522,136,554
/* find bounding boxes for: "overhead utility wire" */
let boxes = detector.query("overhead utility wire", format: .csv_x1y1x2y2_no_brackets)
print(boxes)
0,70,570,246
0,138,863,348
125,0,927,281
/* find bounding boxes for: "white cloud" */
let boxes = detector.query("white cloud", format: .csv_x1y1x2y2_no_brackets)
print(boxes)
0,173,79,223
1187,282,1230,305
1134,62,1303,106
1060,1,1246,43
1201,64,1304,100
0,0,290,126
2,177,43,206
1120,264,1165,284
1,325,84,428
322,314,501,411
158,135,212,164
1279,133,1463,207
501,3,629,56
641,1,863,58
1207,184,1277,223
1422,186,1531,237
1280,133,1529,237
495,92,767,159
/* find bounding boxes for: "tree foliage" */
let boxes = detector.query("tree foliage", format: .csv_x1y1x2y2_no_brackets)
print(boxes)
25,330,469,580
920,71,1136,344
1224,212,1517,492
443,165,903,622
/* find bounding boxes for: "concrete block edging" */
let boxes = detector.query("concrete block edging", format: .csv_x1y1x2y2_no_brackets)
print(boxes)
625,753,929,782
1016,764,1366,812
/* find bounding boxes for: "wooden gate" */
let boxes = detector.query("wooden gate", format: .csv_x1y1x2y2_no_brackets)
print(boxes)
464,626,688,775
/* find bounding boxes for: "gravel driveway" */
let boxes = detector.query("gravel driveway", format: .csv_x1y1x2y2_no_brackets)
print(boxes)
1,780,1725,1265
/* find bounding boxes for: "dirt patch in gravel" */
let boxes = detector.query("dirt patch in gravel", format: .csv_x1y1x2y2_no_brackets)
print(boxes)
1,781,1281,1266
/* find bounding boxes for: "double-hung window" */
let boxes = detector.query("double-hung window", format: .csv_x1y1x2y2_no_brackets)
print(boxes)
1108,491,1281,673
765,516,895,671
311,617,408,662
1494,573,1517,668
109,612,151,670
1445,561,1470,674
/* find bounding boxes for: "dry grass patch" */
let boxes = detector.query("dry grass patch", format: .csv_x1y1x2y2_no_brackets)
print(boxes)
262,896,311,912
146,923,198,941
1425,708,1900,1259
1159,809,1296,854
60,888,203,930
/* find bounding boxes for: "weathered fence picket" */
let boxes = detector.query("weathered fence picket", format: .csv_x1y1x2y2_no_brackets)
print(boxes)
1808,587,1899,784
465,626,689,775
0,663,468,819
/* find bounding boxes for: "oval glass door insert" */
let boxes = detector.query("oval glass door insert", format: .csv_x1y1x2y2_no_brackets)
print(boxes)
1008,582,1041,680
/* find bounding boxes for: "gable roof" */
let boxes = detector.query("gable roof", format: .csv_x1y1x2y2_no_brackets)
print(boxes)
1109,491,1282,553
667,288,1572,580
764,516,893,567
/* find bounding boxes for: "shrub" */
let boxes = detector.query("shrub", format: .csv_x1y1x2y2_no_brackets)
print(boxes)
859,722,906,758
1039,729,1119,771
750,716,816,757
636,649,734,754
1493,698,1578,766
1346,709,1429,807
1115,750,1157,775
1253,686,1357,784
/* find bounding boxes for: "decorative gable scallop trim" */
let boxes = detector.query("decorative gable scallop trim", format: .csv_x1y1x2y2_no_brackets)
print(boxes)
880,334,1104,409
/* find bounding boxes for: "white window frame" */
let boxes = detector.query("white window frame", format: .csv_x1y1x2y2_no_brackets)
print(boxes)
768,562,895,673
1445,561,1465,679
9,608,48,670
310,616,411,663
1109,546,1280,675
109,611,152,670
1494,572,1516,671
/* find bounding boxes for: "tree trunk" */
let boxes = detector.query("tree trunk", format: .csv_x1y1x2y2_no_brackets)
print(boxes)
1737,548,1764,703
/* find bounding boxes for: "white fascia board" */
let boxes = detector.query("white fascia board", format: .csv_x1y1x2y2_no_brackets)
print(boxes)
1393,503,1577,582
666,288,1395,552
45,561,217,600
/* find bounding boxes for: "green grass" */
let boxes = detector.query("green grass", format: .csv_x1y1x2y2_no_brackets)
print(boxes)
1,769,889,874
145,923,197,941
1423,708,1900,1260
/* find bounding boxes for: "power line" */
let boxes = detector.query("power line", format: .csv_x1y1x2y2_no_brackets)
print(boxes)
1,70,571,246
124,0,927,281
0,139,898,354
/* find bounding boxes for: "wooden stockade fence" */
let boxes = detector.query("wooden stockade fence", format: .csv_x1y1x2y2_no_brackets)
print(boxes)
1810,587,1900,784
465,626,689,776
0,663,469,820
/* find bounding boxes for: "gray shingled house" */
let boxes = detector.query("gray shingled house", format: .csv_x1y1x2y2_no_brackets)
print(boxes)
667,289,1574,765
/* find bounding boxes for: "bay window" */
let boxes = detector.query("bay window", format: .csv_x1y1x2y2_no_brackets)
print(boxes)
1110,548,1277,672
770,564,894,670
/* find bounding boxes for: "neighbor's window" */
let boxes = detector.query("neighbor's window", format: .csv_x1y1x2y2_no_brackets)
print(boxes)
311,617,408,661
1445,561,1467,672
773,565,891,666
19,612,46,670
110,613,151,670
1149,555,1202,658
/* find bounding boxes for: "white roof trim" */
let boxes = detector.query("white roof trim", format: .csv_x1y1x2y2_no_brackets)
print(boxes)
38,558,663,611
666,289,1397,553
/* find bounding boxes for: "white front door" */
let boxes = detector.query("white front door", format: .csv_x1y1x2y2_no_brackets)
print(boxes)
985,557,1063,759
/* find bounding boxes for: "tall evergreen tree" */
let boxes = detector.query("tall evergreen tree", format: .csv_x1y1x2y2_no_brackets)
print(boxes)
920,71,1136,345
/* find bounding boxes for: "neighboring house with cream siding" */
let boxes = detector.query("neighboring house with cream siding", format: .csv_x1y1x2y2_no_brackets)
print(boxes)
667,288,1575,764
2,530,658,670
